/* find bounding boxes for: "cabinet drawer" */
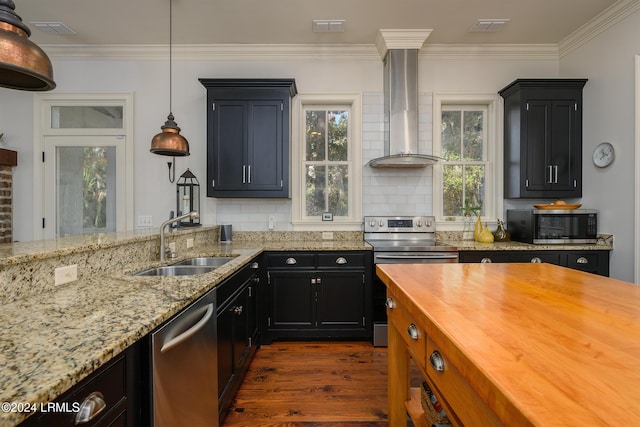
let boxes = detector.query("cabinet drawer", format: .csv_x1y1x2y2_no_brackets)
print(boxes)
459,251,510,263
511,251,560,265
566,252,599,273
425,336,504,426
317,253,364,268
386,291,426,370
267,253,315,268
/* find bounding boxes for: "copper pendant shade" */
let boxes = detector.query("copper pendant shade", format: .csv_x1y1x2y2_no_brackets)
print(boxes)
150,0,189,157
150,113,190,156
0,0,55,91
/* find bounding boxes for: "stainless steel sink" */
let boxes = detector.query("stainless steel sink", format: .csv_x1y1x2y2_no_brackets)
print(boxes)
172,256,236,267
133,265,216,277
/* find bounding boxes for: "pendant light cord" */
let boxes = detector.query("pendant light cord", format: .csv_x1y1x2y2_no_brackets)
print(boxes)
169,0,173,115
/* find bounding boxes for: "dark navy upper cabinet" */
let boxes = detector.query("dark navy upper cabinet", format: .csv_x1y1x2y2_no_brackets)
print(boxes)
199,79,297,198
500,79,587,199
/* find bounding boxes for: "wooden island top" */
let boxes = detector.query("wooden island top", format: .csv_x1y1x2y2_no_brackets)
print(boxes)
376,263,640,426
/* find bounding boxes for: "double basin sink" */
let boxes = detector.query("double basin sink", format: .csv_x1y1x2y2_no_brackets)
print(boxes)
134,256,236,277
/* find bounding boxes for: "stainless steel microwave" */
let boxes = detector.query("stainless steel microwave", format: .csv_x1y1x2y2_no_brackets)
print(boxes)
506,209,597,244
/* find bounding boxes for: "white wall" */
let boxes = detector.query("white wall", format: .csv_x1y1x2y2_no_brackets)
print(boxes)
559,10,640,282
1,34,635,279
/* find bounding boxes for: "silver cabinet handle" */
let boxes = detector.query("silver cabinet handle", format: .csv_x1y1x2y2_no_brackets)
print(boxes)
480,257,492,263
335,257,348,265
232,305,243,316
407,323,419,340
547,165,553,184
250,262,259,269
247,165,251,184
75,391,106,425
429,351,445,372
285,257,297,265
242,165,246,184
577,256,589,264
530,257,542,263
553,165,558,183
161,303,214,353
385,297,395,309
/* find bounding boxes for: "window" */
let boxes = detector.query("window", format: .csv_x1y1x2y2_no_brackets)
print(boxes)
433,94,502,228
292,94,362,229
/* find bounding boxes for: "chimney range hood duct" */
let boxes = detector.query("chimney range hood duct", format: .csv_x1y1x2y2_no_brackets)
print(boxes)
367,30,440,168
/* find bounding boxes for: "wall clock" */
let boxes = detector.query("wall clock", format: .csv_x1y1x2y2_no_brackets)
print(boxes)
593,142,615,168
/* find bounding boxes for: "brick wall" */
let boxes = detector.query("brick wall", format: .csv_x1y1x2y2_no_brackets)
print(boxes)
0,149,17,244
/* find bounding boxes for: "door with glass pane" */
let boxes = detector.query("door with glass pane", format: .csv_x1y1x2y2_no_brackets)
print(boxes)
43,136,125,239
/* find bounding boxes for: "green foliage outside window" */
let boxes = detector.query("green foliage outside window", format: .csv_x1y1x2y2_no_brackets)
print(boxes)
305,109,349,217
441,109,486,217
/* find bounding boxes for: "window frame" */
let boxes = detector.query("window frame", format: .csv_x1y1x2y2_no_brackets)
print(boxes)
432,93,503,230
291,93,362,230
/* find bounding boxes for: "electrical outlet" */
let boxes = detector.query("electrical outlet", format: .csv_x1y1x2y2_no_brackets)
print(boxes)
268,215,276,230
187,238,194,248
169,242,176,253
55,264,77,285
322,231,334,240
137,215,153,227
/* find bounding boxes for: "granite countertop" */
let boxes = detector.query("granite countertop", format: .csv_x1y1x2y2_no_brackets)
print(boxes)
0,238,371,427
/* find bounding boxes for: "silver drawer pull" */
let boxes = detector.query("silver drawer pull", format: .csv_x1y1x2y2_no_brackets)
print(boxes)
335,257,348,265
385,297,395,309
407,323,419,340
480,257,492,263
75,392,107,425
530,257,542,263
577,256,589,264
429,351,445,372
285,257,297,265
250,262,259,269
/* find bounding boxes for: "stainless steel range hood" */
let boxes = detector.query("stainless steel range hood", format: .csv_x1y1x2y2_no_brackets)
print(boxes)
368,30,440,168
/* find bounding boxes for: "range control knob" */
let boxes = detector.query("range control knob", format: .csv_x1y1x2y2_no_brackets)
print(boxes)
416,220,423,227
369,219,376,227
379,220,384,227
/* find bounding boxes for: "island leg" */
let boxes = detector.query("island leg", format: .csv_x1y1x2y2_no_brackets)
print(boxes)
388,320,410,426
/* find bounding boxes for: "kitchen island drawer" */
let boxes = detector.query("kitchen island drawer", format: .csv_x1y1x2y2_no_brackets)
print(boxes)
425,335,504,427
266,253,315,268
386,291,425,370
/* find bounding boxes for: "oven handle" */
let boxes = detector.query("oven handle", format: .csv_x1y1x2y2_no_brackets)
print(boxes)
375,254,459,260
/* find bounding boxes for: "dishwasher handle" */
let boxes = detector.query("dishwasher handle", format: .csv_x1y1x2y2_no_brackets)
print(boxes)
161,303,214,353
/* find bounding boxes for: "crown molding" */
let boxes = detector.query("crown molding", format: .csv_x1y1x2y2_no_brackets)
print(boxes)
43,43,559,62
559,0,640,57
376,29,433,59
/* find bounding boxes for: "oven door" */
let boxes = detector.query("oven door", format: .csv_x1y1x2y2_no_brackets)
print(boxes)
372,251,458,347
374,251,459,264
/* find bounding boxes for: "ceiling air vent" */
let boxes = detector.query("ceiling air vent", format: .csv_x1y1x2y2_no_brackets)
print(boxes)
469,19,510,32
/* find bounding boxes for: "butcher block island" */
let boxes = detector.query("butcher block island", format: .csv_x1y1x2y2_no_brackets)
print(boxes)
376,263,640,426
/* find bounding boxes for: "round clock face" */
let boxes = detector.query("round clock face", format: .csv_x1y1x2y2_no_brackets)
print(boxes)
593,142,614,168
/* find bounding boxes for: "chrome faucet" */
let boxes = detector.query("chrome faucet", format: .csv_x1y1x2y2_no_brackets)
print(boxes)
159,211,199,262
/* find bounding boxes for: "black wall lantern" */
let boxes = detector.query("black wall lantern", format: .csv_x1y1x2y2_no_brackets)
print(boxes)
176,169,200,227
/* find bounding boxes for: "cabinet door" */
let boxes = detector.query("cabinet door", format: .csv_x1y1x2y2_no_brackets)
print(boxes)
233,285,251,369
247,100,284,192
317,272,365,330
217,303,234,399
208,100,246,194
523,100,549,193
549,99,580,193
267,271,315,330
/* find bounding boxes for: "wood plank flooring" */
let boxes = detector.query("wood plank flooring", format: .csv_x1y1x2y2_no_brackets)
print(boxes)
221,341,389,426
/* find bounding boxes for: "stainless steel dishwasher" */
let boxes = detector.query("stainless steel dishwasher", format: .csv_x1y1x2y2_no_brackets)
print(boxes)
152,288,218,427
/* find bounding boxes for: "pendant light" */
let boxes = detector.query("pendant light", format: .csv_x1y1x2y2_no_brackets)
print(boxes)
0,0,55,91
150,0,189,182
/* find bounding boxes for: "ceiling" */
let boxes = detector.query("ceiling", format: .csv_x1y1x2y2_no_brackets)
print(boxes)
14,0,622,48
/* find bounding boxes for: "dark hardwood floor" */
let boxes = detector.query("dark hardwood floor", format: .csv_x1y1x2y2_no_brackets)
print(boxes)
221,341,390,426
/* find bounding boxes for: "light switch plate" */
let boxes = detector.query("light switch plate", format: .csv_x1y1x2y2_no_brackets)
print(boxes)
55,264,77,285
187,238,194,248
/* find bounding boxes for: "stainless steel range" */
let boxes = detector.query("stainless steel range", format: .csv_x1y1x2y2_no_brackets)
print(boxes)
364,216,458,346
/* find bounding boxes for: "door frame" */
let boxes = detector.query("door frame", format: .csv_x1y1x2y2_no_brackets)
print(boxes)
33,93,134,240
635,56,640,284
